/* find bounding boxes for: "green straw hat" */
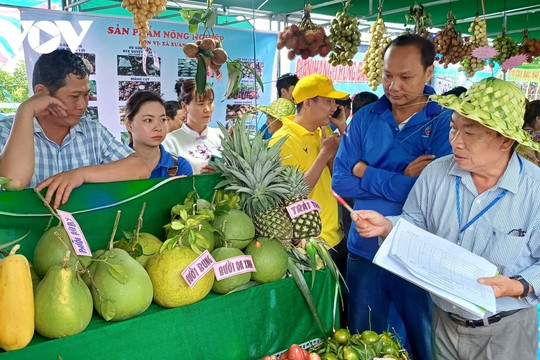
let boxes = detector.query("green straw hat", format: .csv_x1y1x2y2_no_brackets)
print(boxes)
431,77,540,152
256,98,295,120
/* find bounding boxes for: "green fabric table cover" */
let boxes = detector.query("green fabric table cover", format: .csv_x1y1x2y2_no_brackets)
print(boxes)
0,175,336,359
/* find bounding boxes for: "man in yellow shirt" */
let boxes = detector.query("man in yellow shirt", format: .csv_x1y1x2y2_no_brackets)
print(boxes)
269,74,348,248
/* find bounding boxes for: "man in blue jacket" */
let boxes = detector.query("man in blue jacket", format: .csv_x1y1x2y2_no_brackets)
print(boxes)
332,34,453,359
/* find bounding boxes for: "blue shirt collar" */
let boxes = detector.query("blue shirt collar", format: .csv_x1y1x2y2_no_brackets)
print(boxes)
372,85,442,118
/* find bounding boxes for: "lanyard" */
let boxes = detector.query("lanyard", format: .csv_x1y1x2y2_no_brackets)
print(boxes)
454,157,522,245
455,177,506,245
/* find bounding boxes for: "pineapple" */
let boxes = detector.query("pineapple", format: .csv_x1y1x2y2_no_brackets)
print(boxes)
214,116,294,240
280,166,322,242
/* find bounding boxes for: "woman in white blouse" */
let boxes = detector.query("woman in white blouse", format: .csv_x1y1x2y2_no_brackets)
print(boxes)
162,79,222,174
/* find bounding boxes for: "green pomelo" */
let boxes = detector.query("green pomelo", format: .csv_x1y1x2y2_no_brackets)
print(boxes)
114,233,163,268
211,247,251,294
91,248,153,321
212,209,255,250
81,249,104,288
146,246,214,308
33,226,92,277
34,264,93,339
29,262,40,289
244,237,288,283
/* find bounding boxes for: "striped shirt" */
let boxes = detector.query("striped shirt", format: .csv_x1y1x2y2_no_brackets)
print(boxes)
0,116,132,187
390,153,540,319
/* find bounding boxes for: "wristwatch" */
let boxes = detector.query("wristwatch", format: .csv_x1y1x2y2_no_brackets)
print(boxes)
510,275,530,300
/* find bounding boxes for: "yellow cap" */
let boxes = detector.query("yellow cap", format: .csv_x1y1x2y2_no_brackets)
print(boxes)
292,74,348,104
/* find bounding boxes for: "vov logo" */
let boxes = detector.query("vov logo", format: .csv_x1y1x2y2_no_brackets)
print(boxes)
20,20,93,54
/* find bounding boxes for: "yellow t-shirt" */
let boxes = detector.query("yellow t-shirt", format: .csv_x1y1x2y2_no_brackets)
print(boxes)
269,116,341,247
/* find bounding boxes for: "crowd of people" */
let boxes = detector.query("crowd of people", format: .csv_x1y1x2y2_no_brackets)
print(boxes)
1,33,540,360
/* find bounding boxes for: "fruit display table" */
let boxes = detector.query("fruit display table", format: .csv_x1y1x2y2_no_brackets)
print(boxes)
0,175,336,359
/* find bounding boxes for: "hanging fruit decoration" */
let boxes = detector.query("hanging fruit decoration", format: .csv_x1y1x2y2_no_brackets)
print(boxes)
518,30,540,63
490,27,519,70
433,11,470,68
361,13,391,91
276,4,332,60
183,39,229,73
405,3,433,39
328,0,361,67
459,16,488,78
121,0,167,48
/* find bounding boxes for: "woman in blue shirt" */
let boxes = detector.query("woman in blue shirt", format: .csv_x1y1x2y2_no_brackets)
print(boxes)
124,91,192,178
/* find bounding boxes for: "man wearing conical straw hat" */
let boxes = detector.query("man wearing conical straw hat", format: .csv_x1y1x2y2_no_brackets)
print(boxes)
256,97,296,138
353,77,540,360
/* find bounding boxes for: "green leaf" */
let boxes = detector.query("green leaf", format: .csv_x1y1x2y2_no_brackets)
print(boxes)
179,9,195,22
195,232,210,249
196,56,207,95
122,230,133,240
287,258,327,337
188,229,197,244
0,177,10,186
107,263,129,284
171,204,189,216
0,231,30,251
191,243,203,254
198,48,214,58
223,61,242,100
161,237,177,252
189,12,203,24
204,9,216,30
306,242,317,288
170,220,185,230
99,299,116,321
179,209,188,222
188,23,198,34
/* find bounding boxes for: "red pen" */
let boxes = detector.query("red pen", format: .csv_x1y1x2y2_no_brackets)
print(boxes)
330,189,360,219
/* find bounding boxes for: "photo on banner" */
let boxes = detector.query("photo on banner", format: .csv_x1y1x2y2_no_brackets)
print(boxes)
18,7,278,140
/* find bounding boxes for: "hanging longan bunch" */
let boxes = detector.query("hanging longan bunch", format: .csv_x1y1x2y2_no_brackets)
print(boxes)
490,27,519,69
433,11,470,68
459,16,488,78
361,14,391,91
121,0,167,48
183,38,228,72
328,0,361,67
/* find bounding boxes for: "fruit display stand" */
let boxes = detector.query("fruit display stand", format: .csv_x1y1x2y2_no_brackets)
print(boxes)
0,174,336,359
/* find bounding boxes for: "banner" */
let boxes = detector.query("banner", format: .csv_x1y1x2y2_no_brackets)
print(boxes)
291,45,385,99
501,63,540,101
19,8,278,139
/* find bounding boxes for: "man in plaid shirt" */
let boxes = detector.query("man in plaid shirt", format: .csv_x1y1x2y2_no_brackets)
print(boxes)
0,50,150,208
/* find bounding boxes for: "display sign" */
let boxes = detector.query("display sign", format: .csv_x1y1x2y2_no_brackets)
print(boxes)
286,199,321,219
19,8,278,139
56,209,92,257
181,250,216,288
214,255,256,281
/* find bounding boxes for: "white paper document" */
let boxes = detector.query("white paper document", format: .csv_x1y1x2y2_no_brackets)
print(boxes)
373,219,497,317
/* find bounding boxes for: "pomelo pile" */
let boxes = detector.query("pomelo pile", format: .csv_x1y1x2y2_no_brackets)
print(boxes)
14,193,290,347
